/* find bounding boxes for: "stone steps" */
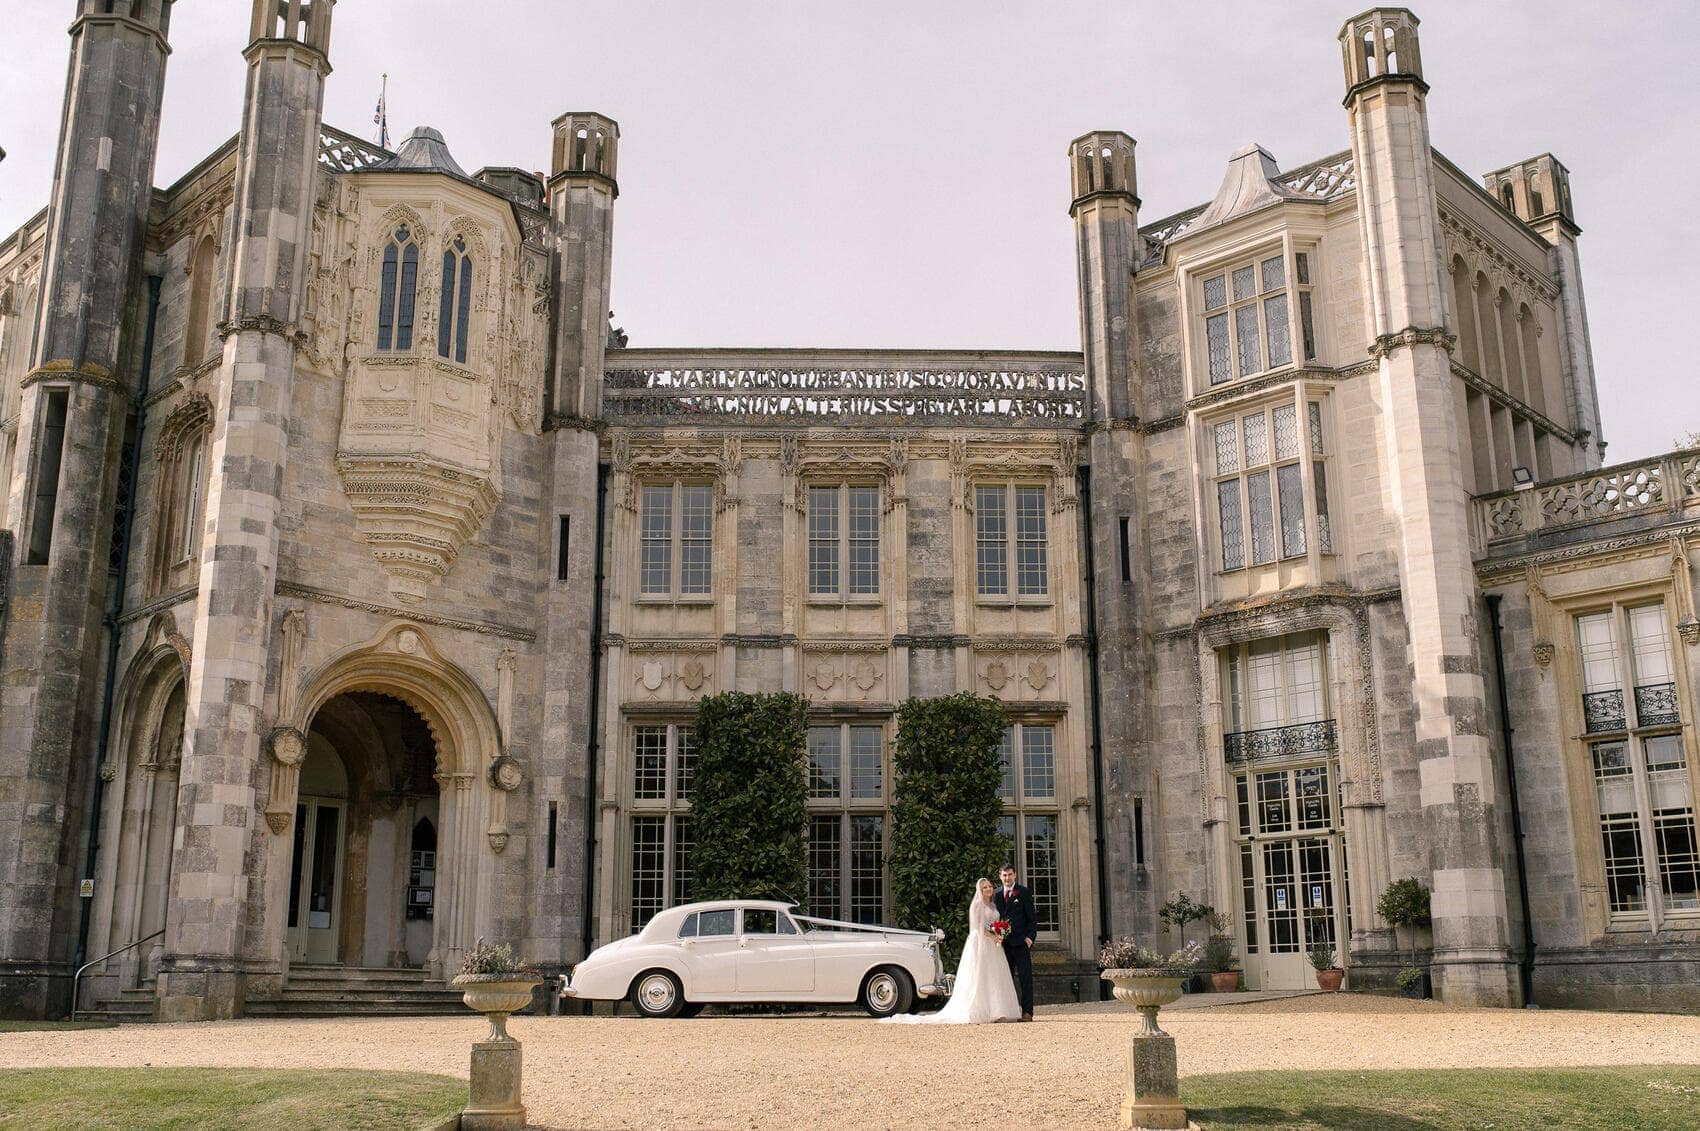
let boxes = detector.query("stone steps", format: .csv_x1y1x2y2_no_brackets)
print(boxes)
243,965,467,1019
81,984,160,1024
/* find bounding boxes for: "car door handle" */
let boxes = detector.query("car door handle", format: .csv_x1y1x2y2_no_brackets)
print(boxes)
738,938,749,949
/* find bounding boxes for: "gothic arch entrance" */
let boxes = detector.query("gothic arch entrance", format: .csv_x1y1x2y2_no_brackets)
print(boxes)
276,624,500,979
287,693,440,967
86,628,190,1000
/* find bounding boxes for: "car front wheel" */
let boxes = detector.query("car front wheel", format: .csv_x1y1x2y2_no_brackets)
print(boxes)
630,969,685,1018
860,966,914,1018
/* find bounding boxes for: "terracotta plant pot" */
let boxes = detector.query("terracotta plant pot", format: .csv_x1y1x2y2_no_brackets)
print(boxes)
1211,970,1241,993
1315,967,1344,992
452,973,541,1041
1100,969,1185,1037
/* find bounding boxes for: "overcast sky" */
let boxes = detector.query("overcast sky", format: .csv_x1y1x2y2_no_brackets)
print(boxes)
2,1,1694,461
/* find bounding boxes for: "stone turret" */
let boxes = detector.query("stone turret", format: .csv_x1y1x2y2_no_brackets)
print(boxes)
0,0,174,1020
1070,127,1153,946
547,113,619,425
1483,153,1604,466
158,0,334,1023
1069,130,1139,424
1341,7,1521,1007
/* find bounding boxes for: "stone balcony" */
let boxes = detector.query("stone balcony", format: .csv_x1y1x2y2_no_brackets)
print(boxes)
1472,447,1700,560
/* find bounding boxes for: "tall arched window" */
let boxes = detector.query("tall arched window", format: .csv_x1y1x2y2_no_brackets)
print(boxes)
183,235,217,368
376,225,419,351
1449,258,1480,374
437,234,473,364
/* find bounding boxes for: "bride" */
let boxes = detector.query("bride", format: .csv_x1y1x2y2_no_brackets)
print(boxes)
883,878,1021,1024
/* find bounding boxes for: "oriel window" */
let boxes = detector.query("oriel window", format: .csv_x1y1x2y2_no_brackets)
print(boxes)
1201,249,1318,387
376,224,419,351
437,234,473,364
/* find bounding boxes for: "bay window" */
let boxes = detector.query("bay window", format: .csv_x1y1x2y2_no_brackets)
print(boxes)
1576,602,1696,925
1212,397,1332,572
1202,250,1317,386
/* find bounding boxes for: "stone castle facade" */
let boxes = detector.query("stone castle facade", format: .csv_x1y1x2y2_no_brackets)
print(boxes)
1,2,1696,1020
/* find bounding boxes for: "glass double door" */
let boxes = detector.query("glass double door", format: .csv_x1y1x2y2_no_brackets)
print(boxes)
287,797,346,964
1234,764,1348,990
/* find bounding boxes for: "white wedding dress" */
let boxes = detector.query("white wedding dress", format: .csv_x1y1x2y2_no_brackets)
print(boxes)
882,892,1021,1024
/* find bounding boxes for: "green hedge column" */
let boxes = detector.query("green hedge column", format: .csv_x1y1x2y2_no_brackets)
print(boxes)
690,692,810,904
892,693,1010,966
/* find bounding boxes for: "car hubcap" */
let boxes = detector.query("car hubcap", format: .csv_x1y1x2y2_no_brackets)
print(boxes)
868,973,897,1011
639,975,676,1012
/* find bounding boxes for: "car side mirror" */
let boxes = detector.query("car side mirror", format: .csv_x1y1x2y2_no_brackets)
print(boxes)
680,937,696,947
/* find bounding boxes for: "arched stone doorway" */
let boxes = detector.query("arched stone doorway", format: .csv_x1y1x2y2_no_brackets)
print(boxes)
287,692,440,968
86,622,191,998
271,623,500,980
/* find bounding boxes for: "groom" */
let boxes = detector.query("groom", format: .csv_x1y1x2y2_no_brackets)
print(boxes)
993,863,1037,1021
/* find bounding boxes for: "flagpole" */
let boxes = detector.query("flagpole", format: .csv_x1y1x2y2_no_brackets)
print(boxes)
376,73,389,150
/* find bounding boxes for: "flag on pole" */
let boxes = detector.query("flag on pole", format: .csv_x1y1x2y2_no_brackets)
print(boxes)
374,74,389,150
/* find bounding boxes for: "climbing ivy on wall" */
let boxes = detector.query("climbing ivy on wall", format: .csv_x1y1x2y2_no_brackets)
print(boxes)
689,691,810,906
890,692,1010,967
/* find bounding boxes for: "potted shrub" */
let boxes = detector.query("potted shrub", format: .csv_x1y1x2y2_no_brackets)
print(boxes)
1378,878,1432,998
1158,894,1213,992
1395,965,1431,1000
1099,937,1203,1036
1203,914,1239,992
1308,941,1344,991
452,937,541,1042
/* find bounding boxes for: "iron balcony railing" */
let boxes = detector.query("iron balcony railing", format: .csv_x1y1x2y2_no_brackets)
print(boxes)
1583,683,1680,733
1224,718,1337,764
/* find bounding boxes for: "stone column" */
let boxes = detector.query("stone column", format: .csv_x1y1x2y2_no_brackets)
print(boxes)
533,111,619,966
1070,130,1155,942
1340,8,1519,1006
0,0,172,1019
158,0,333,1022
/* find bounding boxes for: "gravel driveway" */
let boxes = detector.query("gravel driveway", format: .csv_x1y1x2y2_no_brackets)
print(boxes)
6,995,1700,1129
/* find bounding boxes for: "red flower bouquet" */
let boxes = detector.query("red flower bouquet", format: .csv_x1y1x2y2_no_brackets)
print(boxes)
989,919,1012,941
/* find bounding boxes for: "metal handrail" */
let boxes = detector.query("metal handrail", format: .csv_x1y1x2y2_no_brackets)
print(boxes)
70,929,164,1022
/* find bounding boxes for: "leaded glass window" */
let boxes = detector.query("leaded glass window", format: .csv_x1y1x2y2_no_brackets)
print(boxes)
808,484,881,599
1209,397,1331,571
1574,601,1695,926
996,723,1063,935
438,234,473,364
1199,248,1314,387
376,225,419,351
977,484,1048,599
626,722,697,929
639,481,714,599
808,723,890,923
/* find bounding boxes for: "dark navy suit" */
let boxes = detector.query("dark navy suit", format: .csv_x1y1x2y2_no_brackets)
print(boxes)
994,881,1038,1015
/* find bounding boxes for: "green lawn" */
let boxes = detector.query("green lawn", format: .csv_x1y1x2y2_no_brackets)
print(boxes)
0,1067,465,1130
1183,1066,1700,1130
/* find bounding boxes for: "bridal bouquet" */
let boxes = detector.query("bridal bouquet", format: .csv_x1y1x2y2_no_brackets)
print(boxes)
988,919,1012,941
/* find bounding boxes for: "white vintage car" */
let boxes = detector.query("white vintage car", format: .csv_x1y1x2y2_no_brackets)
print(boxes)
562,900,950,1018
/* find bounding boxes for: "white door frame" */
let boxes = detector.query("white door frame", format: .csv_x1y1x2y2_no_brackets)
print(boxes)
288,796,347,964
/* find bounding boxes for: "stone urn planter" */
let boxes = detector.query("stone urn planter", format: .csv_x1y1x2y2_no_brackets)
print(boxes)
1210,970,1241,993
1315,967,1345,992
453,972,542,1042
1101,969,1186,1036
